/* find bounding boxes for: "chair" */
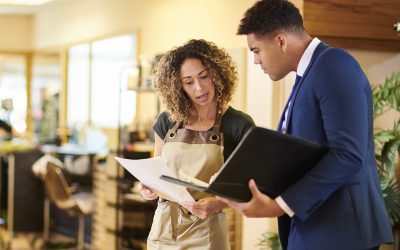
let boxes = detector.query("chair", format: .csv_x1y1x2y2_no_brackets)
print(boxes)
43,161,94,250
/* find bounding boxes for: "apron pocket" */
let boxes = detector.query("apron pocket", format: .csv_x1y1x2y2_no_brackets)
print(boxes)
177,207,210,241
148,201,178,243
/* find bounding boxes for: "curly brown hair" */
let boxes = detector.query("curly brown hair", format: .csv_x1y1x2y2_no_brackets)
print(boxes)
152,39,238,125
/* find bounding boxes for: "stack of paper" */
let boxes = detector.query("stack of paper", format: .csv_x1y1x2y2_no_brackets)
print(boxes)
115,156,195,204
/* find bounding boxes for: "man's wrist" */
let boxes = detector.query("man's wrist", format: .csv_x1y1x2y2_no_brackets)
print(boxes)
275,196,295,217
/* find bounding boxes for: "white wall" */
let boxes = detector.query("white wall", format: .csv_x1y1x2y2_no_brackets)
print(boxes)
246,50,274,128
349,49,400,132
33,0,254,55
0,15,32,51
33,0,257,122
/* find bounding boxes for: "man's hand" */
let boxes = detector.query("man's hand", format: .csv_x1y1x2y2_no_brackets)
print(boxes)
185,197,228,219
138,182,159,200
219,179,285,218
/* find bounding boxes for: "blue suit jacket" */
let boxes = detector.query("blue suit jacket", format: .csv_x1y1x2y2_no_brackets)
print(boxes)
277,42,393,250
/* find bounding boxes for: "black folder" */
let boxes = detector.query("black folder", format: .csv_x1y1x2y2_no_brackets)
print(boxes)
160,126,328,202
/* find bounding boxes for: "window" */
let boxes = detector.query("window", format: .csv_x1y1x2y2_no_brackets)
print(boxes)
91,35,137,128
31,54,61,142
0,55,27,134
67,44,90,128
67,34,138,149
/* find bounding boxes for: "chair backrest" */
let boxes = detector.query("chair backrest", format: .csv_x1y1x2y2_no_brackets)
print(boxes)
44,162,78,212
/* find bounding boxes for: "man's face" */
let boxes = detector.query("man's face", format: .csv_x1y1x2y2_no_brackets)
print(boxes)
247,33,289,81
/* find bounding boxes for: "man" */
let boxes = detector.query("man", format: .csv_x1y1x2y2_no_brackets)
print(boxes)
221,1,394,249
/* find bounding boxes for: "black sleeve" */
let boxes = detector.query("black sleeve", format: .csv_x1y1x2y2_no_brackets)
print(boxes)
232,112,255,145
152,111,175,140
0,119,12,133
221,108,255,160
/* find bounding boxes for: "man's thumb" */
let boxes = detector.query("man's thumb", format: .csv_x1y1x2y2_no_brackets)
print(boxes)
248,179,260,196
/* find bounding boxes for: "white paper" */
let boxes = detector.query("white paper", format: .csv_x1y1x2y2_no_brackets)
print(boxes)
115,156,195,203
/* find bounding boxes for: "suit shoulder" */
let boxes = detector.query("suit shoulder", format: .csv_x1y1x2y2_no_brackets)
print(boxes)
308,46,368,94
311,47,362,77
319,47,351,60
317,47,356,65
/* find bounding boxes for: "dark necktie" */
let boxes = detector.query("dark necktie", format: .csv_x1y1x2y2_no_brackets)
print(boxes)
279,74,301,133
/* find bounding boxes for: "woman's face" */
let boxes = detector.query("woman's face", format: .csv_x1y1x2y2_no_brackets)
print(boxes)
180,58,215,107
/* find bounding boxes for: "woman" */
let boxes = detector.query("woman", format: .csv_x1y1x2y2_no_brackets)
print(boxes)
140,39,255,250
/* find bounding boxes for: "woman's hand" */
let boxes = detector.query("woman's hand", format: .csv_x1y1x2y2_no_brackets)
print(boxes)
138,182,159,200
188,197,228,219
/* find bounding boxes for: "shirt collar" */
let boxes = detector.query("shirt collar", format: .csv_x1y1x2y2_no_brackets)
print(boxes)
296,37,321,77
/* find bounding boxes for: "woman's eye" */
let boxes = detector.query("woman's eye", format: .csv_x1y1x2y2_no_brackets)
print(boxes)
184,81,192,85
200,75,209,79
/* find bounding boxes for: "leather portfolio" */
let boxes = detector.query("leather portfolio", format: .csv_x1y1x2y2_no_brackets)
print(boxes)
161,126,328,202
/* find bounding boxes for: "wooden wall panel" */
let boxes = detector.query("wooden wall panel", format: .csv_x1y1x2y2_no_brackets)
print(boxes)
304,0,400,51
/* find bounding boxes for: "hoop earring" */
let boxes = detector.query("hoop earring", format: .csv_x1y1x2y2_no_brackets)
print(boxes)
216,90,222,102
214,78,223,102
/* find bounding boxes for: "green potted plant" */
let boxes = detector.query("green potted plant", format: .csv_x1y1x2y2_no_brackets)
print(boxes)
258,71,400,250
373,71,400,249
257,231,282,250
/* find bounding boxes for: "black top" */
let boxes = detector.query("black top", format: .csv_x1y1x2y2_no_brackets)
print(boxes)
0,119,12,133
153,106,255,160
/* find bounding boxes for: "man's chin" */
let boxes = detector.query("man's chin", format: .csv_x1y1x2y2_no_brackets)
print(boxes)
267,74,285,82
266,74,276,81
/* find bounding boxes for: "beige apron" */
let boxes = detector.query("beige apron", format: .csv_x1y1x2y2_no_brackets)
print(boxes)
147,105,230,250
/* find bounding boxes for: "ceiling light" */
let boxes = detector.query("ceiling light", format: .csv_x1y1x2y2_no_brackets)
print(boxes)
0,0,55,5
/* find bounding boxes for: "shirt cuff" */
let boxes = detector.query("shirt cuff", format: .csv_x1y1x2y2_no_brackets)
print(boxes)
276,196,295,217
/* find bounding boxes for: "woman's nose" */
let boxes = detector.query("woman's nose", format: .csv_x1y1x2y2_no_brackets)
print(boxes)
193,79,202,90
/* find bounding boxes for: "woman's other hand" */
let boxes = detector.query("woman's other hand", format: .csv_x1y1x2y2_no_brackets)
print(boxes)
138,182,159,200
189,197,228,219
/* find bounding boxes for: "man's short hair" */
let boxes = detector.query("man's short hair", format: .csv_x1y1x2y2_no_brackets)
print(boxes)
237,0,304,36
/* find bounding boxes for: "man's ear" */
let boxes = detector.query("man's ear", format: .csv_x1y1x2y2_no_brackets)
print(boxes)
275,33,287,52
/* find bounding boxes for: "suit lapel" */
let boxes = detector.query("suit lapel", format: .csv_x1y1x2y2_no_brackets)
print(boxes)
284,42,330,133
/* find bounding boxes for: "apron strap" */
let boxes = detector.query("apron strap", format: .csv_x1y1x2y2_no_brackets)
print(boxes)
165,122,180,141
165,102,223,142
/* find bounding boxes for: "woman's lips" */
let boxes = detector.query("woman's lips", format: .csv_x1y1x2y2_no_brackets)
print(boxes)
196,93,209,102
